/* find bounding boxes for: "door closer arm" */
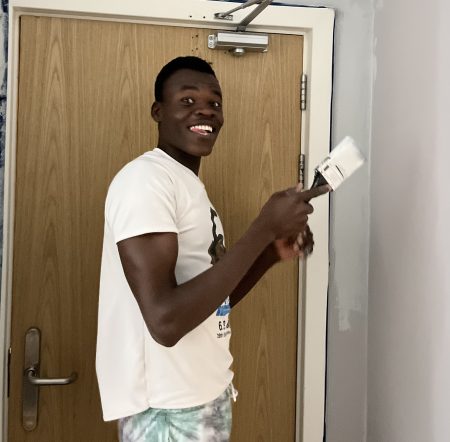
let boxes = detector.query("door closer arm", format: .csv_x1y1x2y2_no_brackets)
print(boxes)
214,0,274,32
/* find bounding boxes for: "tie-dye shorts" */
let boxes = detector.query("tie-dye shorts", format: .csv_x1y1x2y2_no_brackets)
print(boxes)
118,385,236,442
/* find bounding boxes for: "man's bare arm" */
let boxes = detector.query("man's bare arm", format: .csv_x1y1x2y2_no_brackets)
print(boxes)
228,225,315,308
118,185,329,347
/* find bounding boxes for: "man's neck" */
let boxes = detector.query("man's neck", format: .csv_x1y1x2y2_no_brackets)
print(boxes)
157,145,201,175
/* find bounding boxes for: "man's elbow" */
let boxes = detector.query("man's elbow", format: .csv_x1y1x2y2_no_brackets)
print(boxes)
151,332,180,348
146,315,182,348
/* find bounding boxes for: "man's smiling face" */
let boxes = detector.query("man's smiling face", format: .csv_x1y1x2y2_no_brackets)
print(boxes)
151,68,224,165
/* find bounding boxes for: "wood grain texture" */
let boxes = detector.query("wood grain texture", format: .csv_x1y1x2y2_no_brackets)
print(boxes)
10,16,302,441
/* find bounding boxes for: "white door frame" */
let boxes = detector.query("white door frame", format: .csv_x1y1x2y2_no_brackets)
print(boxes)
0,1,334,440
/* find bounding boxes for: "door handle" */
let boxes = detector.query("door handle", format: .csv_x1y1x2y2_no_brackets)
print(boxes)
25,366,77,386
22,327,78,431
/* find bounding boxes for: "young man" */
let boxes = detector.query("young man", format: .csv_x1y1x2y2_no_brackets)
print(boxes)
96,56,329,441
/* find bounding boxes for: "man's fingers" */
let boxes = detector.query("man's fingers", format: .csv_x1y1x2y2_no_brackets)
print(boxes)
297,184,331,201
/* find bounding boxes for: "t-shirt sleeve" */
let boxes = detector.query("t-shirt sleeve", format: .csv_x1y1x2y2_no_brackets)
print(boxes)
105,161,178,243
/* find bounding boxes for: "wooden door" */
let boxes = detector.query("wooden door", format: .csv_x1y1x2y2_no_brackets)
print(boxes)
9,16,303,441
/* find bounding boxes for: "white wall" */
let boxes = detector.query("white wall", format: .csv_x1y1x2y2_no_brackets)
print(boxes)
368,0,450,441
282,1,374,441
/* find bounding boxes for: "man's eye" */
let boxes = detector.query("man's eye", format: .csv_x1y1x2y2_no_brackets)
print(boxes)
182,97,194,104
212,101,222,108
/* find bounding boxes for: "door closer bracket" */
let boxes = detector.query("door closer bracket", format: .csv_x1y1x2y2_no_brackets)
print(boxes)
210,0,273,56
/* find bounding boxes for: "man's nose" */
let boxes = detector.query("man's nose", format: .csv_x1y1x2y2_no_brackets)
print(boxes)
194,102,217,117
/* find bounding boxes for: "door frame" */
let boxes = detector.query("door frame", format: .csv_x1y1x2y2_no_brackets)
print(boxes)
0,1,334,440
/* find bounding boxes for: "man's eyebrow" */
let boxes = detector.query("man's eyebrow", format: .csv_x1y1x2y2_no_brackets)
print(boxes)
179,84,222,99
213,89,223,99
179,85,199,92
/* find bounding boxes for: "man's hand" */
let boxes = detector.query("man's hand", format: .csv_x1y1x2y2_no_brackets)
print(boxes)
256,183,329,242
272,224,315,261
295,224,314,258
268,181,322,262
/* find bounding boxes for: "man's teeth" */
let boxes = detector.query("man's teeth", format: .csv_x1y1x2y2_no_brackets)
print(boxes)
190,125,213,133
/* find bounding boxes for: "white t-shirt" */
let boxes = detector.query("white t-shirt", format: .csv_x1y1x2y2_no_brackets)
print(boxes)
96,148,233,421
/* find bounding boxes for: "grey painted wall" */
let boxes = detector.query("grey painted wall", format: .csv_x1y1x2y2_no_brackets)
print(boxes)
368,0,450,441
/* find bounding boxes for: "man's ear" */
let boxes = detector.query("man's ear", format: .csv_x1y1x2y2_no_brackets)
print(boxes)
151,101,163,123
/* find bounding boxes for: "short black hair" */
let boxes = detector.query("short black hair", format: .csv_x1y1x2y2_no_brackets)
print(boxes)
154,56,217,102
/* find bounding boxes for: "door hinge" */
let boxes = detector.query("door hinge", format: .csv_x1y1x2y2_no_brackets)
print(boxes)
301,73,307,111
299,153,305,186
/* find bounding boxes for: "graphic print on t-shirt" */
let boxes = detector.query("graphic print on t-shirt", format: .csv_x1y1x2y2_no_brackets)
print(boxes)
216,299,231,337
208,208,226,264
216,297,230,317
208,207,231,337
